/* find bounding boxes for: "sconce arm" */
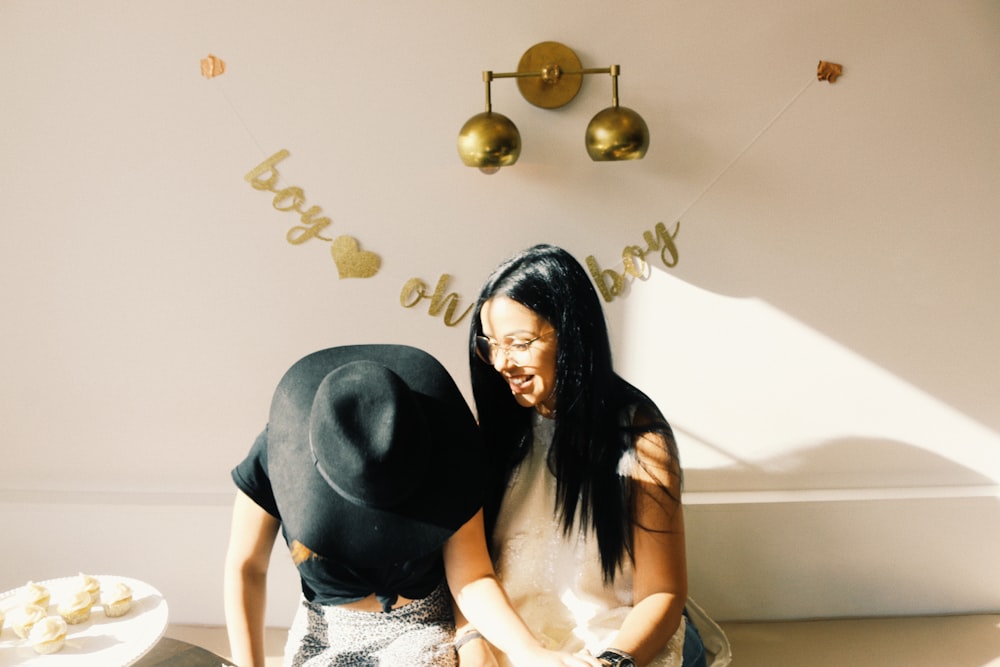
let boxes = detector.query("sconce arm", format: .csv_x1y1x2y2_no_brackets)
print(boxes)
485,63,622,109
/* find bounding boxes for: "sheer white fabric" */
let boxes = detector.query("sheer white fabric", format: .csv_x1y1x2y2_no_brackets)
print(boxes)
490,413,684,667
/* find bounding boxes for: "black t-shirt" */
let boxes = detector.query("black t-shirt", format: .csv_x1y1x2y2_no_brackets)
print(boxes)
231,430,446,609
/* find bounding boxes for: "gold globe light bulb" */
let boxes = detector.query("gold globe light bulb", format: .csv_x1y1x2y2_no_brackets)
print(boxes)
585,64,649,161
585,105,649,161
457,111,521,170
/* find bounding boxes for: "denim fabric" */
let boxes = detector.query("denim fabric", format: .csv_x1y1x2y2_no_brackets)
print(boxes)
681,609,708,667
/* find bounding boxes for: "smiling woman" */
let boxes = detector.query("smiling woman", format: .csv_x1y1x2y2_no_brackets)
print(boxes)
464,244,729,667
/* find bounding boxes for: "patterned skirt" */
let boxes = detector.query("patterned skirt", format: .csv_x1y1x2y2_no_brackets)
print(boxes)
283,581,457,667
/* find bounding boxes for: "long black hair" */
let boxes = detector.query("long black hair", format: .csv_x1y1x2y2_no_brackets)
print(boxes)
469,244,681,582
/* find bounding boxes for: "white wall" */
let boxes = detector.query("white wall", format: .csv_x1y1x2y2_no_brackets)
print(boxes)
2,0,998,626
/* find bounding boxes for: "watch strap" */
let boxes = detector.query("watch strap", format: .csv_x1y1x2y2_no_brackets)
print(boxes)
597,648,636,667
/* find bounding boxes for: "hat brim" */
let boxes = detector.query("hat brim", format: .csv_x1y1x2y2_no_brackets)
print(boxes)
267,345,485,567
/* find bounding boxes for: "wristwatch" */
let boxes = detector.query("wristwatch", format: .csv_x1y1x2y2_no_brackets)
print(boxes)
597,648,636,667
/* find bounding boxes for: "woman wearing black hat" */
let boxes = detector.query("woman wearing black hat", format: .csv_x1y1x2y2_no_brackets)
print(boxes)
463,245,730,667
224,344,602,667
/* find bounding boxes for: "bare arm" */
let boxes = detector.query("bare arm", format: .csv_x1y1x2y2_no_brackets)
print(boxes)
605,430,688,666
224,490,280,667
443,510,601,667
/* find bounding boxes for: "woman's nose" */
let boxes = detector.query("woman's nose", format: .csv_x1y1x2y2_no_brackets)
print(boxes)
492,350,513,373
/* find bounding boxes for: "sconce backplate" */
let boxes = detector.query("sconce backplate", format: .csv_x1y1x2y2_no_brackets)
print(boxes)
516,41,583,109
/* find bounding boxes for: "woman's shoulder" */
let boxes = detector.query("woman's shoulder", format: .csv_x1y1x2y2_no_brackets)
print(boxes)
612,387,678,477
614,383,671,435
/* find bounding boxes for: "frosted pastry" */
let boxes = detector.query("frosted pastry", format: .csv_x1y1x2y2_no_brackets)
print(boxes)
78,572,101,605
29,615,68,655
103,581,133,617
21,581,51,608
59,589,94,624
11,604,48,639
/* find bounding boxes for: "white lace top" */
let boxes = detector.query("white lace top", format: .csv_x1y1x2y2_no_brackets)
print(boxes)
490,412,685,667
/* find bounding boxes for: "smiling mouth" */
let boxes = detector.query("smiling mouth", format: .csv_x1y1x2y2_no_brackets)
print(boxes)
505,374,533,391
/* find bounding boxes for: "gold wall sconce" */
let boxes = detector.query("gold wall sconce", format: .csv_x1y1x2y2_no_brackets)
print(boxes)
457,41,650,174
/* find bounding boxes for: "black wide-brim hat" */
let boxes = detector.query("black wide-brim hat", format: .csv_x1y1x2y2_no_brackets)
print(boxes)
267,344,485,566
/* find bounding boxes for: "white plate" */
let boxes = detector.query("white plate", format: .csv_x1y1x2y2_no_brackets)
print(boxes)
0,575,168,667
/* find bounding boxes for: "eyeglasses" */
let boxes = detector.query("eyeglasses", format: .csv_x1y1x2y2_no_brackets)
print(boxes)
475,331,554,365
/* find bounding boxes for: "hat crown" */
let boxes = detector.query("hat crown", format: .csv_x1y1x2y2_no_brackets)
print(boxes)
309,361,428,509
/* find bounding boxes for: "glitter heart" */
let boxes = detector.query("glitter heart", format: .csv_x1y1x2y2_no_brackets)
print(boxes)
330,235,381,279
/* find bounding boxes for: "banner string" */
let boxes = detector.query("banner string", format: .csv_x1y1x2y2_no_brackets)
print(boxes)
211,76,273,164
595,73,821,277
672,76,817,223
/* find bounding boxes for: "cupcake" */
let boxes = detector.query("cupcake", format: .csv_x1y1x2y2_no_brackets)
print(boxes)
58,589,94,624
21,581,51,608
78,572,101,605
102,581,133,618
11,604,48,639
29,615,68,655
